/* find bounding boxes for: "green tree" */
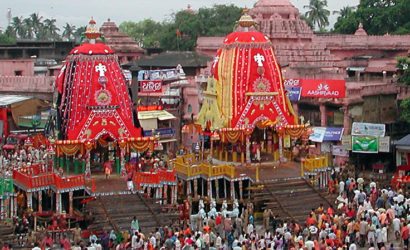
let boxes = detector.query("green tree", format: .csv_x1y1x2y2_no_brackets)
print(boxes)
120,4,243,51
43,18,60,40
397,56,410,85
29,13,43,38
400,98,410,123
119,19,163,48
0,33,15,44
333,0,410,34
333,6,356,20
73,26,86,43
11,16,25,38
23,18,34,39
62,23,76,40
303,0,330,30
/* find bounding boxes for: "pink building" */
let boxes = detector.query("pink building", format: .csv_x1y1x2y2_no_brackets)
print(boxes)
100,19,146,65
0,59,34,76
196,0,410,134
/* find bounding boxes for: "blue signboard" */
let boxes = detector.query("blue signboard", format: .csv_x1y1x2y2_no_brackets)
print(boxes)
285,87,302,101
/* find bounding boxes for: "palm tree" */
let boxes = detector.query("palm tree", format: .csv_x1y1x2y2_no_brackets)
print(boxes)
43,18,60,40
73,26,86,42
29,13,43,36
303,0,330,30
11,16,25,38
333,6,356,20
22,18,34,39
62,23,76,40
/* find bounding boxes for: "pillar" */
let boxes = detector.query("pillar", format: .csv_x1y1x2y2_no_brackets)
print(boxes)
187,181,192,197
193,179,198,198
241,152,245,164
147,187,151,198
292,103,299,117
0,199,3,219
38,191,42,213
207,180,212,199
232,151,237,162
163,185,168,204
66,156,70,173
248,181,251,199
11,196,17,217
246,135,251,164
120,147,126,176
159,187,163,205
230,181,235,200
74,157,79,174
215,180,219,199
172,185,177,204
85,149,91,179
342,106,350,135
69,191,73,215
239,180,243,201
219,146,223,161
224,150,228,162
56,193,62,214
320,103,327,127
210,140,214,159
279,133,283,162
223,179,227,199
201,179,205,197
27,192,32,210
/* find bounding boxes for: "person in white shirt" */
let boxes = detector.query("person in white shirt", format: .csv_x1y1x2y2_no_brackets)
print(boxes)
305,237,314,250
349,243,357,250
149,234,156,248
131,233,139,249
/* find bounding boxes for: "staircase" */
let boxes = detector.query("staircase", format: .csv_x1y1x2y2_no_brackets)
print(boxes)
84,193,179,235
252,178,336,224
0,221,27,248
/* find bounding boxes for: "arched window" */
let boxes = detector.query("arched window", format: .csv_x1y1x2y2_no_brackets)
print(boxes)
188,104,192,113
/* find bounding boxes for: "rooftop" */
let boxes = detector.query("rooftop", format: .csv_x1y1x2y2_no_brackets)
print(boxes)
137,51,212,68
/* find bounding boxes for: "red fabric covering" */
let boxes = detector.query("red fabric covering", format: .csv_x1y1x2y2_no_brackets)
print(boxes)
222,31,270,45
212,30,295,128
69,43,114,55
57,42,141,140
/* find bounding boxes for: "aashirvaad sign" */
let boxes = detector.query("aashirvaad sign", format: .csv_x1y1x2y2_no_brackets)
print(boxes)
300,79,345,98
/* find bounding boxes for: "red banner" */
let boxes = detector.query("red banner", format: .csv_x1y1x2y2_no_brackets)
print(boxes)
137,105,163,111
301,79,346,98
139,80,162,93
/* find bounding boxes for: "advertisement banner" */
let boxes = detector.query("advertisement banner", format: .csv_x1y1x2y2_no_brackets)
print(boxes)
309,127,327,142
285,87,302,101
300,79,345,98
352,136,378,153
323,127,344,141
351,122,385,137
139,80,162,93
138,69,180,81
341,135,352,150
378,136,390,153
284,79,302,87
284,134,291,148
332,145,349,157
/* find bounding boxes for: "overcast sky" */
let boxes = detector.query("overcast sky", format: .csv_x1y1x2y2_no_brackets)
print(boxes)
1,0,360,31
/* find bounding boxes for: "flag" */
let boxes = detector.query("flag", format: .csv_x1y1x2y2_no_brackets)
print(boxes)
176,29,182,37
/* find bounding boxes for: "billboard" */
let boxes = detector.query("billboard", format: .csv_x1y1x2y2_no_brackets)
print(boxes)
351,122,385,137
139,80,162,93
352,136,378,153
300,79,345,98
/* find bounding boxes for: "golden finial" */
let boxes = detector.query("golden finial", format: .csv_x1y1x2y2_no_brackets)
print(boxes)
238,9,255,28
84,19,101,41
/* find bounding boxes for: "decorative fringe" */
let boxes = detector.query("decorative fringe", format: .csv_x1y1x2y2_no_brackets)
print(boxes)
220,41,272,49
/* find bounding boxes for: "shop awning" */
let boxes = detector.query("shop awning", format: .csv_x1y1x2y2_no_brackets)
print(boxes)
138,110,176,121
309,127,344,142
396,134,410,150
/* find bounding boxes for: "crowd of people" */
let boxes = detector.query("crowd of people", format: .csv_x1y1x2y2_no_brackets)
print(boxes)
17,171,404,250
